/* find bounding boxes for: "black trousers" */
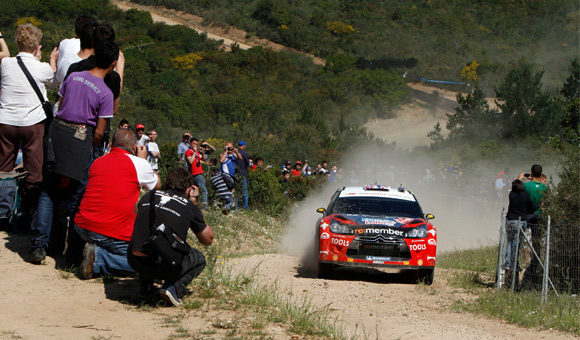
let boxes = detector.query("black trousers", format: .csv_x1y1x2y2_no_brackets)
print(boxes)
127,246,206,298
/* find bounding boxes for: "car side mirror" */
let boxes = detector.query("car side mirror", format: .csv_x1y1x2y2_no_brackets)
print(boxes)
425,213,435,221
316,208,325,214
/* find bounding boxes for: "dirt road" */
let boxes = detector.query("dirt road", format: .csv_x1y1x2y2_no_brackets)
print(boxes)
0,231,574,339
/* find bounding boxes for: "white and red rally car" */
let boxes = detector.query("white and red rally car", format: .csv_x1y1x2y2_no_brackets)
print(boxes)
314,185,437,284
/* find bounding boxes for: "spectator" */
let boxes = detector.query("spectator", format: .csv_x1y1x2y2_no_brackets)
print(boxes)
504,179,539,279
292,161,302,177
119,118,129,129
55,15,95,85
302,160,310,175
0,30,9,60
136,123,149,146
220,142,241,177
283,159,292,172
74,129,161,279
128,168,214,305
518,164,547,222
210,167,234,215
147,129,160,172
279,170,290,184
185,138,208,209
199,140,215,163
320,161,329,174
177,132,191,163
0,23,57,216
304,166,313,177
236,140,250,210
251,157,264,172
28,40,118,263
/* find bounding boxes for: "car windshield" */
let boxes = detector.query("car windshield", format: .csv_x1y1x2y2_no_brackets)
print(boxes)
333,197,422,217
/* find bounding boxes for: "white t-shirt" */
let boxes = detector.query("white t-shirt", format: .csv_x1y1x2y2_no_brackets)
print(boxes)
147,141,160,170
0,53,55,126
137,134,150,147
56,38,81,84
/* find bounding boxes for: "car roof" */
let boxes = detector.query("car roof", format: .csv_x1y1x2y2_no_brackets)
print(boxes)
338,185,417,202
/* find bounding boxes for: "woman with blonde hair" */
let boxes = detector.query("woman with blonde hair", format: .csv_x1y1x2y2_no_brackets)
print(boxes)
0,23,57,214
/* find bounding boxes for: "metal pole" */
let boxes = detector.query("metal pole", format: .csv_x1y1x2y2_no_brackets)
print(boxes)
496,209,506,291
542,216,551,306
511,217,521,292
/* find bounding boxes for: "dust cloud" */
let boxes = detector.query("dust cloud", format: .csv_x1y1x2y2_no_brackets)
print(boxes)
281,143,559,264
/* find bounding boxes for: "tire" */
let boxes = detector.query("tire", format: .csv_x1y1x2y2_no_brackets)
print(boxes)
417,268,435,285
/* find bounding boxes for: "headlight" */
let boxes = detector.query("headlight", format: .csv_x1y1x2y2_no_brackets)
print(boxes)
329,221,352,234
406,224,428,238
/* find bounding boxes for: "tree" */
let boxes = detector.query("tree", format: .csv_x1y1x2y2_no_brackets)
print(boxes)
443,86,500,145
494,63,563,140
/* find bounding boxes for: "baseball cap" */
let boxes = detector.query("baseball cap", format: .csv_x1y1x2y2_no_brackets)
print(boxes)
238,140,246,146
295,161,302,166
285,159,291,165
136,124,145,130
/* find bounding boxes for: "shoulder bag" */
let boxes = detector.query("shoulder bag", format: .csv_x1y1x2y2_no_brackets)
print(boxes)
143,191,191,269
16,56,54,131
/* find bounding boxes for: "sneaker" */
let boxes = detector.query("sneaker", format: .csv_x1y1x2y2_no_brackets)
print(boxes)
78,243,96,280
28,247,46,264
159,286,182,306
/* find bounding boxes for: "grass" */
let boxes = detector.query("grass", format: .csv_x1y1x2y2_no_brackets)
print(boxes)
439,247,580,336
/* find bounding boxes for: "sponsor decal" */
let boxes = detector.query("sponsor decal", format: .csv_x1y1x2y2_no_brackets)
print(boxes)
396,217,413,224
333,234,348,239
354,228,404,236
320,222,329,230
404,261,410,265
363,244,391,250
417,259,423,265
408,243,427,251
362,218,396,226
347,258,354,262
373,261,384,264
319,251,328,260
428,239,437,246
427,256,436,261
332,254,339,261
428,229,436,237
411,239,426,243
320,232,330,240
331,238,350,247
366,256,392,261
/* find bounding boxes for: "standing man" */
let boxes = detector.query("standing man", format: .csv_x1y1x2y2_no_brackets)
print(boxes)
220,142,241,177
177,132,191,164
136,123,149,146
236,141,250,210
147,129,160,172
518,164,547,222
128,168,214,305
185,138,208,209
74,129,161,279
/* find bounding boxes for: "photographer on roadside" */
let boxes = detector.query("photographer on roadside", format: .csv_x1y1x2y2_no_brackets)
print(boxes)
128,167,214,306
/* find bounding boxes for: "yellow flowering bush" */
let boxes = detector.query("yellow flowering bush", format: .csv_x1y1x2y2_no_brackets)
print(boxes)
326,21,356,35
460,60,480,82
15,17,42,27
171,52,203,70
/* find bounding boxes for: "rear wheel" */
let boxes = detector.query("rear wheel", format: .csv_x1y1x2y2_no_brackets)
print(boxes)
417,268,435,285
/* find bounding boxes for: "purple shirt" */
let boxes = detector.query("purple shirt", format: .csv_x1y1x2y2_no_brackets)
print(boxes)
57,70,113,126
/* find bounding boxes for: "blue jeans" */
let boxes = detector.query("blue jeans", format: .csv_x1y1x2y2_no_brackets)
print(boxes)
31,173,79,250
193,174,208,206
236,176,248,210
74,224,135,277
219,194,234,210
505,219,526,269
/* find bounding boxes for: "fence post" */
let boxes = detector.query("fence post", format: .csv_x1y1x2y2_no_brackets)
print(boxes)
511,217,521,292
496,209,506,291
542,216,551,306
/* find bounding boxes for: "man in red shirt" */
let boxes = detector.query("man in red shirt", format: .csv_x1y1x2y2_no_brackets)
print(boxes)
74,129,161,279
185,138,208,208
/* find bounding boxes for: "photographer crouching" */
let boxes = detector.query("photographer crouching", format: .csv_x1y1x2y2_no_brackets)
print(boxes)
128,167,214,306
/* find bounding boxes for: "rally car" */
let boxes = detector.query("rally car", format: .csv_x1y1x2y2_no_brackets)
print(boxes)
314,185,437,284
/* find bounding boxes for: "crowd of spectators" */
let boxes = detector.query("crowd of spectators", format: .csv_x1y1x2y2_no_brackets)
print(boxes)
0,18,213,306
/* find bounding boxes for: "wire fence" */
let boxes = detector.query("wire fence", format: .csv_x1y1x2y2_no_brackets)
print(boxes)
496,213,580,303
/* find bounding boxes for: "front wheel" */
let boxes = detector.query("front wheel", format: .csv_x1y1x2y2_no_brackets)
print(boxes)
417,268,435,285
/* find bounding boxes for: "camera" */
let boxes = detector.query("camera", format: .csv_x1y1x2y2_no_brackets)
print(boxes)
524,173,530,178
227,147,234,151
